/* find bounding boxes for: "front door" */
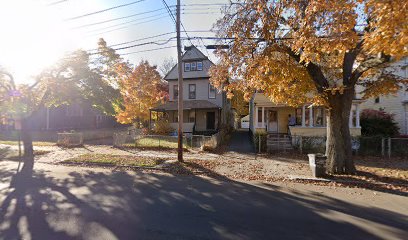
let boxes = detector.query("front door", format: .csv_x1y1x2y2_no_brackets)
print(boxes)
267,110,278,133
206,112,215,130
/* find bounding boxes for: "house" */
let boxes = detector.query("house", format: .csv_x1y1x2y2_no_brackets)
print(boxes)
249,92,363,137
150,46,231,134
358,58,408,135
25,101,119,131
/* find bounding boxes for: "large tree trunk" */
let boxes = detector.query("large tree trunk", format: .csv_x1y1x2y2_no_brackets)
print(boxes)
21,119,34,168
325,90,356,174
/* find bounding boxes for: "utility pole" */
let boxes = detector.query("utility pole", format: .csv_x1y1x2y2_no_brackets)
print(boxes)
176,0,184,162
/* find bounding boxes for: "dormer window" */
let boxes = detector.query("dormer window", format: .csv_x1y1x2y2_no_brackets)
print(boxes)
197,61,203,71
184,61,203,72
184,63,191,72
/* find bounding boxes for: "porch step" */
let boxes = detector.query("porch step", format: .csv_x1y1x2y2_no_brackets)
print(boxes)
266,133,294,152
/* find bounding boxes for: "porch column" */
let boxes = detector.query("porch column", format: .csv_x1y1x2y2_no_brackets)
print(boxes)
349,105,353,127
301,105,306,127
309,105,313,127
356,104,361,128
255,106,258,128
261,107,265,128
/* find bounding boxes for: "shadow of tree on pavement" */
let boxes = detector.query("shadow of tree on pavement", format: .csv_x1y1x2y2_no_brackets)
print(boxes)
0,159,407,240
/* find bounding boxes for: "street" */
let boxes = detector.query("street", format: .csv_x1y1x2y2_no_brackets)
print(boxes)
0,160,407,240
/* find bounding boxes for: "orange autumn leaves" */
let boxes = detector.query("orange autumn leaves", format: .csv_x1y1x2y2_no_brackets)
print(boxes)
209,0,408,106
115,61,167,124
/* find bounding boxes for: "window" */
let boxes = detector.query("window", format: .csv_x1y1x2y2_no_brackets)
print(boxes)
257,108,262,123
209,84,216,99
189,84,196,99
189,110,195,122
173,85,178,99
295,108,302,125
197,61,203,71
184,63,191,72
375,97,380,103
191,62,197,71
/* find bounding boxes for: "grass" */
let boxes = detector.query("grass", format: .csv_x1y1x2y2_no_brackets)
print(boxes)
63,154,165,167
136,137,178,149
0,141,55,147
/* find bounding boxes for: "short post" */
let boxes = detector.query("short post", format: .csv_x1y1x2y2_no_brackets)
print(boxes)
381,138,385,156
387,137,391,158
299,136,303,154
159,137,161,148
258,135,261,153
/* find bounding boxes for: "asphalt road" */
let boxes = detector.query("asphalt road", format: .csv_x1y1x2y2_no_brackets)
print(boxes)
0,161,407,240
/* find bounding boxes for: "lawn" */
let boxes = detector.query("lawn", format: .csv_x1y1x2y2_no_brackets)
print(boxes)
63,154,165,167
136,136,178,149
0,141,55,147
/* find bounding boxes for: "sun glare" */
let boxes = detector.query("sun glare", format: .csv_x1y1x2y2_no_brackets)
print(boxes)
0,1,81,84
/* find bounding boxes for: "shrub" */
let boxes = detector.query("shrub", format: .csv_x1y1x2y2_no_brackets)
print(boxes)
153,120,174,135
360,109,399,136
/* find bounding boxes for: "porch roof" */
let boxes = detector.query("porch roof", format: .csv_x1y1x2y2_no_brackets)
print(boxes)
151,100,220,111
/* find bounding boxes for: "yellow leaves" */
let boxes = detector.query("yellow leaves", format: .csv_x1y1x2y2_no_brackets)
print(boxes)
115,60,167,124
211,0,407,109
363,0,408,59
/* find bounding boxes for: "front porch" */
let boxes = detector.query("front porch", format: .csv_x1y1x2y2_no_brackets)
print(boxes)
252,101,362,137
150,100,222,134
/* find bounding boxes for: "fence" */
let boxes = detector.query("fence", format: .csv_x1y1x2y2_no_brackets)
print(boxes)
113,132,215,150
257,134,408,158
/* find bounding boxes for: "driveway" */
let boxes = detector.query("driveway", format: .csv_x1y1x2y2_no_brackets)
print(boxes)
227,129,255,154
0,161,407,240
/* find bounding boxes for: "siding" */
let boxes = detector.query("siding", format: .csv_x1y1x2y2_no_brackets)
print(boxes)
168,78,223,107
359,58,408,134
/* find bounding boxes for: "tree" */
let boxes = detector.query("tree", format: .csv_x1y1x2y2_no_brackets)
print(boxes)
0,51,94,167
90,38,128,116
158,57,177,77
210,0,408,174
115,61,168,126
230,90,249,117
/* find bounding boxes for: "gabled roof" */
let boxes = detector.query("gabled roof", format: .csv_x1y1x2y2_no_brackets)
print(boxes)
182,46,208,61
164,45,214,81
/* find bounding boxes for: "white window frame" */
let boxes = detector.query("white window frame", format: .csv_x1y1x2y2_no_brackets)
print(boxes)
191,62,197,71
208,84,216,99
189,84,196,99
197,61,203,71
184,63,191,72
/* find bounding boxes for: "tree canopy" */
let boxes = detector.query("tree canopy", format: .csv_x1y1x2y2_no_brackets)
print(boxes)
115,60,168,124
210,0,408,173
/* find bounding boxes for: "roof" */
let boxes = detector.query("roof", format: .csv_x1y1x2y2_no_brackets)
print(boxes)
164,46,214,81
151,100,221,111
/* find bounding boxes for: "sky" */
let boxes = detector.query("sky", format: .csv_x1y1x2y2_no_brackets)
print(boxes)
0,0,228,83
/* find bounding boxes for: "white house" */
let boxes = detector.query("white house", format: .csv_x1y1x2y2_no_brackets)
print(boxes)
357,58,408,135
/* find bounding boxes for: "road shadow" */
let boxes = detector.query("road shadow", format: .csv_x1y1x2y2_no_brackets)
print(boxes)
0,160,407,239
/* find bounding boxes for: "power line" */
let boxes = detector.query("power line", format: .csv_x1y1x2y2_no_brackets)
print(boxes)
161,0,177,26
83,12,171,33
89,37,178,55
120,45,177,56
72,7,169,29
72,6,222,30
47,0,68,6
85,15,171,37
65,0,147,21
